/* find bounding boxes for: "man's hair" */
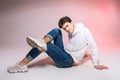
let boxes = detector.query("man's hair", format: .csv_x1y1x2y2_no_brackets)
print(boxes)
58,16,72,28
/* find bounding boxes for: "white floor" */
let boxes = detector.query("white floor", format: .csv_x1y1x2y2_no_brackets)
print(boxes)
0,47,120,80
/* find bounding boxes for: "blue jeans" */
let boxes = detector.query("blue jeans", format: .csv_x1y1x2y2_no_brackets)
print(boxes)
26,28,74,68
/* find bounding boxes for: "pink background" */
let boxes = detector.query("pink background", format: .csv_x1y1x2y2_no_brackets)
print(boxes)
0,0,120,52
0,1,120,80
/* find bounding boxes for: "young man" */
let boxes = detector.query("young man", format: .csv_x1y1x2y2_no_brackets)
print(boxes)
7,16,108,73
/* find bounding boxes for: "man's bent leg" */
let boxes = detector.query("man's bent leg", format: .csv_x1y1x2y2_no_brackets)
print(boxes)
43,28,74,67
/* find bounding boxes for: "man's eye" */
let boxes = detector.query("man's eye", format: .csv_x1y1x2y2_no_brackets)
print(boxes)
66,25,68,27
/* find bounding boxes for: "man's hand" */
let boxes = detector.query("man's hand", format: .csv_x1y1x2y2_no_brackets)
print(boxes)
38,47,46,52
94,65,109,70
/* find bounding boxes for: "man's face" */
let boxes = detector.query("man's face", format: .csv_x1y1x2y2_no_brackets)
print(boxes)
62,22,74,33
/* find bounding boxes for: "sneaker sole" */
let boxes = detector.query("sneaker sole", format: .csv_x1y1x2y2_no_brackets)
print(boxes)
26,37,41,48
8,70,28,73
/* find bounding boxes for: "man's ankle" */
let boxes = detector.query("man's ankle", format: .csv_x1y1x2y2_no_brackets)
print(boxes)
19,62,25,66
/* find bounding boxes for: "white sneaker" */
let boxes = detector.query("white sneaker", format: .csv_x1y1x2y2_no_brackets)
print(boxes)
7,62,28,73
26,36,47,51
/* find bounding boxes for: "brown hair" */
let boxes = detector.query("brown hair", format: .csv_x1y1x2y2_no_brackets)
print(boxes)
58,16,72,28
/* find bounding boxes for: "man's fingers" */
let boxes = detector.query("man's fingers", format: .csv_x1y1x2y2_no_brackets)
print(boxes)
95,65,109,70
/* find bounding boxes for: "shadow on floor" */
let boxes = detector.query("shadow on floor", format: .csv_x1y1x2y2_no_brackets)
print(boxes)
28,57,55,68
